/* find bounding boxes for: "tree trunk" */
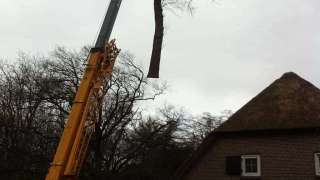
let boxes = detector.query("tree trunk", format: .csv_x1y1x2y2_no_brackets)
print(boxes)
147,0,164,78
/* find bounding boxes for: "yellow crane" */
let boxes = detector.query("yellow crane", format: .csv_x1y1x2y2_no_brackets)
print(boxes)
46,0,122,179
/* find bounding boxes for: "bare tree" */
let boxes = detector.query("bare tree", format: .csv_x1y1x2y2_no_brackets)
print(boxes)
0,47,166,180
0,45,229,180
82,51,166,179
155,105,232,148
0,55,65,180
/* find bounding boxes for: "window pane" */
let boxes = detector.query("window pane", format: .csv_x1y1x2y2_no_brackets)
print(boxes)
245,158,257,173
315,153,320,175
317,154,320,172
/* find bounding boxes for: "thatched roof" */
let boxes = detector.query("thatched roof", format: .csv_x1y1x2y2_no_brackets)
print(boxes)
216,72,320,132
174,72,320,179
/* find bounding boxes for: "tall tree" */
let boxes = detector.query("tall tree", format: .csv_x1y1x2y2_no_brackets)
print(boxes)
0,47,165,180
0,46,230,180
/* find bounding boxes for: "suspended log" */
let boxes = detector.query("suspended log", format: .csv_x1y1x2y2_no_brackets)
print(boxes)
147,0,164,78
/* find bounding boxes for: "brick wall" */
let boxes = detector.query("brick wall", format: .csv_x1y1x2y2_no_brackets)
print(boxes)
184,131,320,180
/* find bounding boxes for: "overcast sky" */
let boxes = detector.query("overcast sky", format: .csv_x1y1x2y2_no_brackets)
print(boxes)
1,0,320,115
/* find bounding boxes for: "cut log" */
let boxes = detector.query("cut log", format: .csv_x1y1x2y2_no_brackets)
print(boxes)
147,0,164,78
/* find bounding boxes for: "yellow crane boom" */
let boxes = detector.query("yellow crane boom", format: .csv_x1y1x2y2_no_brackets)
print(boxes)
46,41,120,180
46,0,122,179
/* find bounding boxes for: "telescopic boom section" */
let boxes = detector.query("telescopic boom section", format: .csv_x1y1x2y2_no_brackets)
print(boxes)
95,0,122,49
45,1,122,180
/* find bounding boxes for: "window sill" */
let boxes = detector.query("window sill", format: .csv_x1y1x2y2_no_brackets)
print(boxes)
240,176,261,180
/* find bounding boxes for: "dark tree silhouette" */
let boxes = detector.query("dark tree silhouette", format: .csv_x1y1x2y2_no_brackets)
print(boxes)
0,46,229,180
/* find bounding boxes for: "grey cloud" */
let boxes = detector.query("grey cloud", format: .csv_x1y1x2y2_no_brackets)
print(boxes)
0,0,319,114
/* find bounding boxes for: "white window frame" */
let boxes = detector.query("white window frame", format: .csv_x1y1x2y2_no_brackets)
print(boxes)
315,153,320,176
241,155,261,177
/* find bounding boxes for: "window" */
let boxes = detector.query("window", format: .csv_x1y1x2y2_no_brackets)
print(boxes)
241,155,261,177
315,153,320,176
